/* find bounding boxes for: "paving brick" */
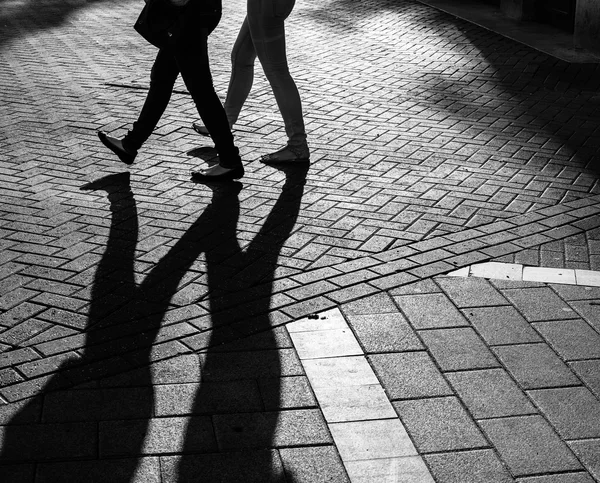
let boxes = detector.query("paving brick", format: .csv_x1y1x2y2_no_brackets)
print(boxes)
423,449,514,483
436,276,508,307
369,352,452,400
532,319,600,360
501,287,580,322
528,387,600,439
407,261,456,279
478,415,581,476
213,409,331,450
394,293,468,329
346,312,422,353
493,344,580,389
447,369,536,419
463,305,541,345
368,271,419,290
419,327,500,371
393,397,488,453
326,282,381,304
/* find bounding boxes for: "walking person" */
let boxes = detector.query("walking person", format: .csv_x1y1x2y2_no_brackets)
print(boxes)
192,0,309,164
98,0,244,181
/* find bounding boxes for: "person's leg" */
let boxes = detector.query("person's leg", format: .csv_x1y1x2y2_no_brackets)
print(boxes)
192,18,255,136
176,28,242,174
98,48,179,163
124,48,179,151
223,17,257,126
248,0,308,155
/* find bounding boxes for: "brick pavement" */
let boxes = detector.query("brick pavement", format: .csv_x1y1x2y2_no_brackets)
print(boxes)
1,0,600,481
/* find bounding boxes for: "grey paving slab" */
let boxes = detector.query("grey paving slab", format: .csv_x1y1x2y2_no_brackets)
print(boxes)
569,360,600,398
423,449,514,483
436,276,508,308
369,352,453,400
279,446,350,483
446,369,537,419
394,293,469,329
493,344,581,389
389,279,443,296
478,415,582,476
418,327,500,371
393,396,488,453
258,376,317,410
154,380,263,416
42,387,154,422
345,312,423,353
0,421,97,462
567,300,600,332
517,473,596,483
160,450,286,483
0,464,34,483
0,397,41,424
500,287,580,322
36,457,161,483
462,305,541,345
99,416,216,457
569,440,600,482
532,319,600,360
550,284,600,301
213,409,331,450
527,387,600,439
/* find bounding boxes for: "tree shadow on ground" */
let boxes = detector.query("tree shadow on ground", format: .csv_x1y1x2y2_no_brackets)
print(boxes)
309,0,600,180
0,0,111,49
0,163,307,482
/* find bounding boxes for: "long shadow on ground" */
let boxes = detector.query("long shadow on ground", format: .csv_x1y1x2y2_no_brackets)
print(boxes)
0,164,308,482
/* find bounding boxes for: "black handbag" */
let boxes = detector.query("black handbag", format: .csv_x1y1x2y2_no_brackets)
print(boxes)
134,0,183,49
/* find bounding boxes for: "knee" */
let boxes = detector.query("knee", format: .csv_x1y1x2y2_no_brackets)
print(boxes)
231,48,256,70
150,65,177,89
262,60,290,80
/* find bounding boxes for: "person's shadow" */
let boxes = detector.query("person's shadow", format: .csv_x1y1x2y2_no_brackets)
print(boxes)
0,164,308,483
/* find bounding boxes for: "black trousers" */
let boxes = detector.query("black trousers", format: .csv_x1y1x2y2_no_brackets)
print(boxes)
125,26,241,168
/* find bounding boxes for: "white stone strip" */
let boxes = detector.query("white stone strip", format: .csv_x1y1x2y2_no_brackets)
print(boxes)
287,308,434,483
447,262,600,287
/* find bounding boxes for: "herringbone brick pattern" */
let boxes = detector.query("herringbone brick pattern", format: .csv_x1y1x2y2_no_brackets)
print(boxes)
1,2,600,474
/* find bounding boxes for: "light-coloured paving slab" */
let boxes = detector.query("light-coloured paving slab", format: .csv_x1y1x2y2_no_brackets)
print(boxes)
450,262,600,287
522,267,577,285
287,308,435,483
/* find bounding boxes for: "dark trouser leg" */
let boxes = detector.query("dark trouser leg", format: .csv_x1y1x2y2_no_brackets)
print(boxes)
124,49,179,151
176,30,241,169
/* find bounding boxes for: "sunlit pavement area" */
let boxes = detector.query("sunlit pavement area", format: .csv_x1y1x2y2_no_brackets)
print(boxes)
1,0,600,481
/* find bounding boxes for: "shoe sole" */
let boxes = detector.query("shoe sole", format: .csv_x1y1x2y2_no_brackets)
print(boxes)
192,123,211,137
98,132,136,165
191,165,244,182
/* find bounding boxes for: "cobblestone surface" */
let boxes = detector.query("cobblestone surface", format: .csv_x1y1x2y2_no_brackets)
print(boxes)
1,0,599,481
